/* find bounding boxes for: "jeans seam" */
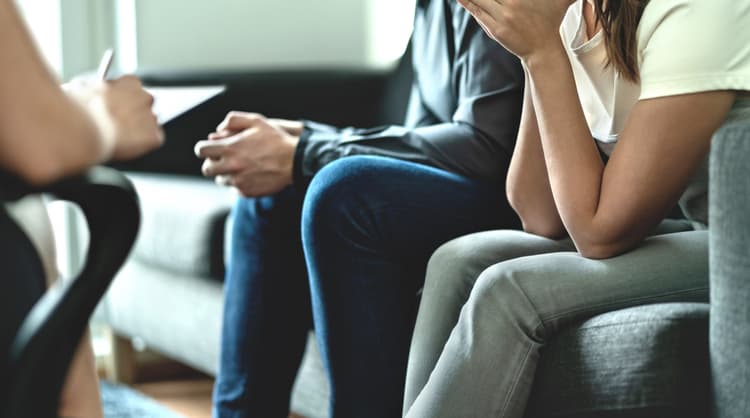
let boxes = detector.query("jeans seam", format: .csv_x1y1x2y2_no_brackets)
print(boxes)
540,285,709,324
500,339,538,417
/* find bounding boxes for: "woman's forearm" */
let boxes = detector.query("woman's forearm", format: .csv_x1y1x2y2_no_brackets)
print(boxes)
506,75,565,238
524,46,613,256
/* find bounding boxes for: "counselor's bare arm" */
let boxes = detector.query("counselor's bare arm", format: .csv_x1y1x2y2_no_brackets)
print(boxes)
0,0,162,185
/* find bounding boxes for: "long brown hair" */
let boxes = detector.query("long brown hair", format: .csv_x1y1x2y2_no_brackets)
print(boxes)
593,0,649,82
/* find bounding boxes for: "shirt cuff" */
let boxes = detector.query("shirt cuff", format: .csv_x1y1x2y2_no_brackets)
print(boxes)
292,126,313,187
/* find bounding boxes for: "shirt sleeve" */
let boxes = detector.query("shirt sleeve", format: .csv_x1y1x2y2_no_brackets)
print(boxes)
293,6,524,186
638,0,750,100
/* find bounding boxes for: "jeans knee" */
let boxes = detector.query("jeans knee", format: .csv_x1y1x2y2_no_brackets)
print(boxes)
302,157,393,238
424,236,489,301
468,263,547,343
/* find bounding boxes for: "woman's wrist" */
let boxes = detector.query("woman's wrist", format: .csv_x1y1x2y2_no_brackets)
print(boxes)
521,41,569,77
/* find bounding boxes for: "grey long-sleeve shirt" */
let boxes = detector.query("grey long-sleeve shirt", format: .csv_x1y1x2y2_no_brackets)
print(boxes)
293,0,524,185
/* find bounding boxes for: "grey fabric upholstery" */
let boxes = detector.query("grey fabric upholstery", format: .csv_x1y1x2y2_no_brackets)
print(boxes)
526,303,710,418
127,173,235,280
105,258,224,375
710,122,750,418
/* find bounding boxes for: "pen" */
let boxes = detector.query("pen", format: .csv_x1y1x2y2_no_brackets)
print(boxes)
97,48,115,80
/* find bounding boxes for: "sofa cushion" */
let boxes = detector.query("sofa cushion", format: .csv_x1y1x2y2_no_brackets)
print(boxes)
526,303,710,418
127,173,236,280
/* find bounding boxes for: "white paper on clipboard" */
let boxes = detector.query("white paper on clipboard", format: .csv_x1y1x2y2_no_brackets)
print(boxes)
146,85,225,124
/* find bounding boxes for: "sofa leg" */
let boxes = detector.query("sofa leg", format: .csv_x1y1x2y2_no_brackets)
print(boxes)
106,333,137,384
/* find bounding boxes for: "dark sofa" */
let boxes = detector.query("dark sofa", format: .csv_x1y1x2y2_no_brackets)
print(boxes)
98,55,749,417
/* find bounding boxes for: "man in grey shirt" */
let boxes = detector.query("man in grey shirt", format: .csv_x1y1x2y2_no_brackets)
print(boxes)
196,0,523,416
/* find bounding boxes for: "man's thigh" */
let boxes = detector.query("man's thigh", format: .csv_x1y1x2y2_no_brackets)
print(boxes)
302,155,519,271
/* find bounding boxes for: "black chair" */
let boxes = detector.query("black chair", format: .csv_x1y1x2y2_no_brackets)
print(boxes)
1,167,140,418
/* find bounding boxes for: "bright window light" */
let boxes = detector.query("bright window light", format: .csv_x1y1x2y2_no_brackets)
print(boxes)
15,0,63,76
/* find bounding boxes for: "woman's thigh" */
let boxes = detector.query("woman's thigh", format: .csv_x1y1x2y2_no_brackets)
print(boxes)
404,230,573,412
490,230,710,337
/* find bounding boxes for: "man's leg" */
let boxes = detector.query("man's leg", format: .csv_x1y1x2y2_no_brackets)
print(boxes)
213,187,311,418
300,156,518,418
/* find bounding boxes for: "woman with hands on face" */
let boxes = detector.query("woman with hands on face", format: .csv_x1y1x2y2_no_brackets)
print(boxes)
403,0,750,416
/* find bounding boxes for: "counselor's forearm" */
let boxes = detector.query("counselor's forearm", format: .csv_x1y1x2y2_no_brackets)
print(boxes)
0,1,108,184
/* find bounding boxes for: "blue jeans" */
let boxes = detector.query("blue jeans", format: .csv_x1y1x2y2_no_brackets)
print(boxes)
214,156,518,418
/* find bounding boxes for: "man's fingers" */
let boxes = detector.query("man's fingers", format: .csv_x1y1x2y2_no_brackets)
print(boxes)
202,156,238,177
214,175,234,187
216,111,265,133
194,138,230,159
208,130,233,140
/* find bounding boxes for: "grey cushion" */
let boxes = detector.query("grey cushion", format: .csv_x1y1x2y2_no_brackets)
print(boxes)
127,173,235,280
526,303,710,418
105,258,224,375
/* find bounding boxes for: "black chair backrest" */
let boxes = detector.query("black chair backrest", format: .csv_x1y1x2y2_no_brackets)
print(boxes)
1,167,140,418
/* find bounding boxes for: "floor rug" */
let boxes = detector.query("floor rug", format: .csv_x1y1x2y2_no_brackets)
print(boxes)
100,380,180,418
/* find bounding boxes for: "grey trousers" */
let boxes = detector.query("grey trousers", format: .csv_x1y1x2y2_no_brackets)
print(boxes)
403,221,708,418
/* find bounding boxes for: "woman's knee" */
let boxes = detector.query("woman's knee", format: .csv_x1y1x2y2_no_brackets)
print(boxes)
424,230,563,301
464,261,548,343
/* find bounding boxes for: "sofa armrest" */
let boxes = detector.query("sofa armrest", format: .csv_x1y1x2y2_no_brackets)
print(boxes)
709,121,750,418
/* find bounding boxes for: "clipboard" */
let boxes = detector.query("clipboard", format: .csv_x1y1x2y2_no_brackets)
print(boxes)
146,85,226,124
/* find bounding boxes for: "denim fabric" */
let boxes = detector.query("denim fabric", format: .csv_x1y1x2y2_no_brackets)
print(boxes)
214,186,309,418
709,122,750,418
404,227,708,418
0,206,46,380
215,156,517,418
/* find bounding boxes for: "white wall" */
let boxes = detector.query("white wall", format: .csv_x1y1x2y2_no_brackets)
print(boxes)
16,0,63,74
18,0,415,77
118,0,414,73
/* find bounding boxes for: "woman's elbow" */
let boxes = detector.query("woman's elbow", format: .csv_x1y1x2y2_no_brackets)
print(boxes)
508,196,566,239
521,219,567,239
574,237,634,260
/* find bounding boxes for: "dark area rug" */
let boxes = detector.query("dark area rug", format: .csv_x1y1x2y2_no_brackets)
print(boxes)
100,380,180,418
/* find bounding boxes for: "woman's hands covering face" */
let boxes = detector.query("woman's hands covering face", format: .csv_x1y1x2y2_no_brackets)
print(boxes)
457,0,576,61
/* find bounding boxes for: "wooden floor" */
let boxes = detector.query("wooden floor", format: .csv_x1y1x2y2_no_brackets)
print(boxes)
134,379,304,418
